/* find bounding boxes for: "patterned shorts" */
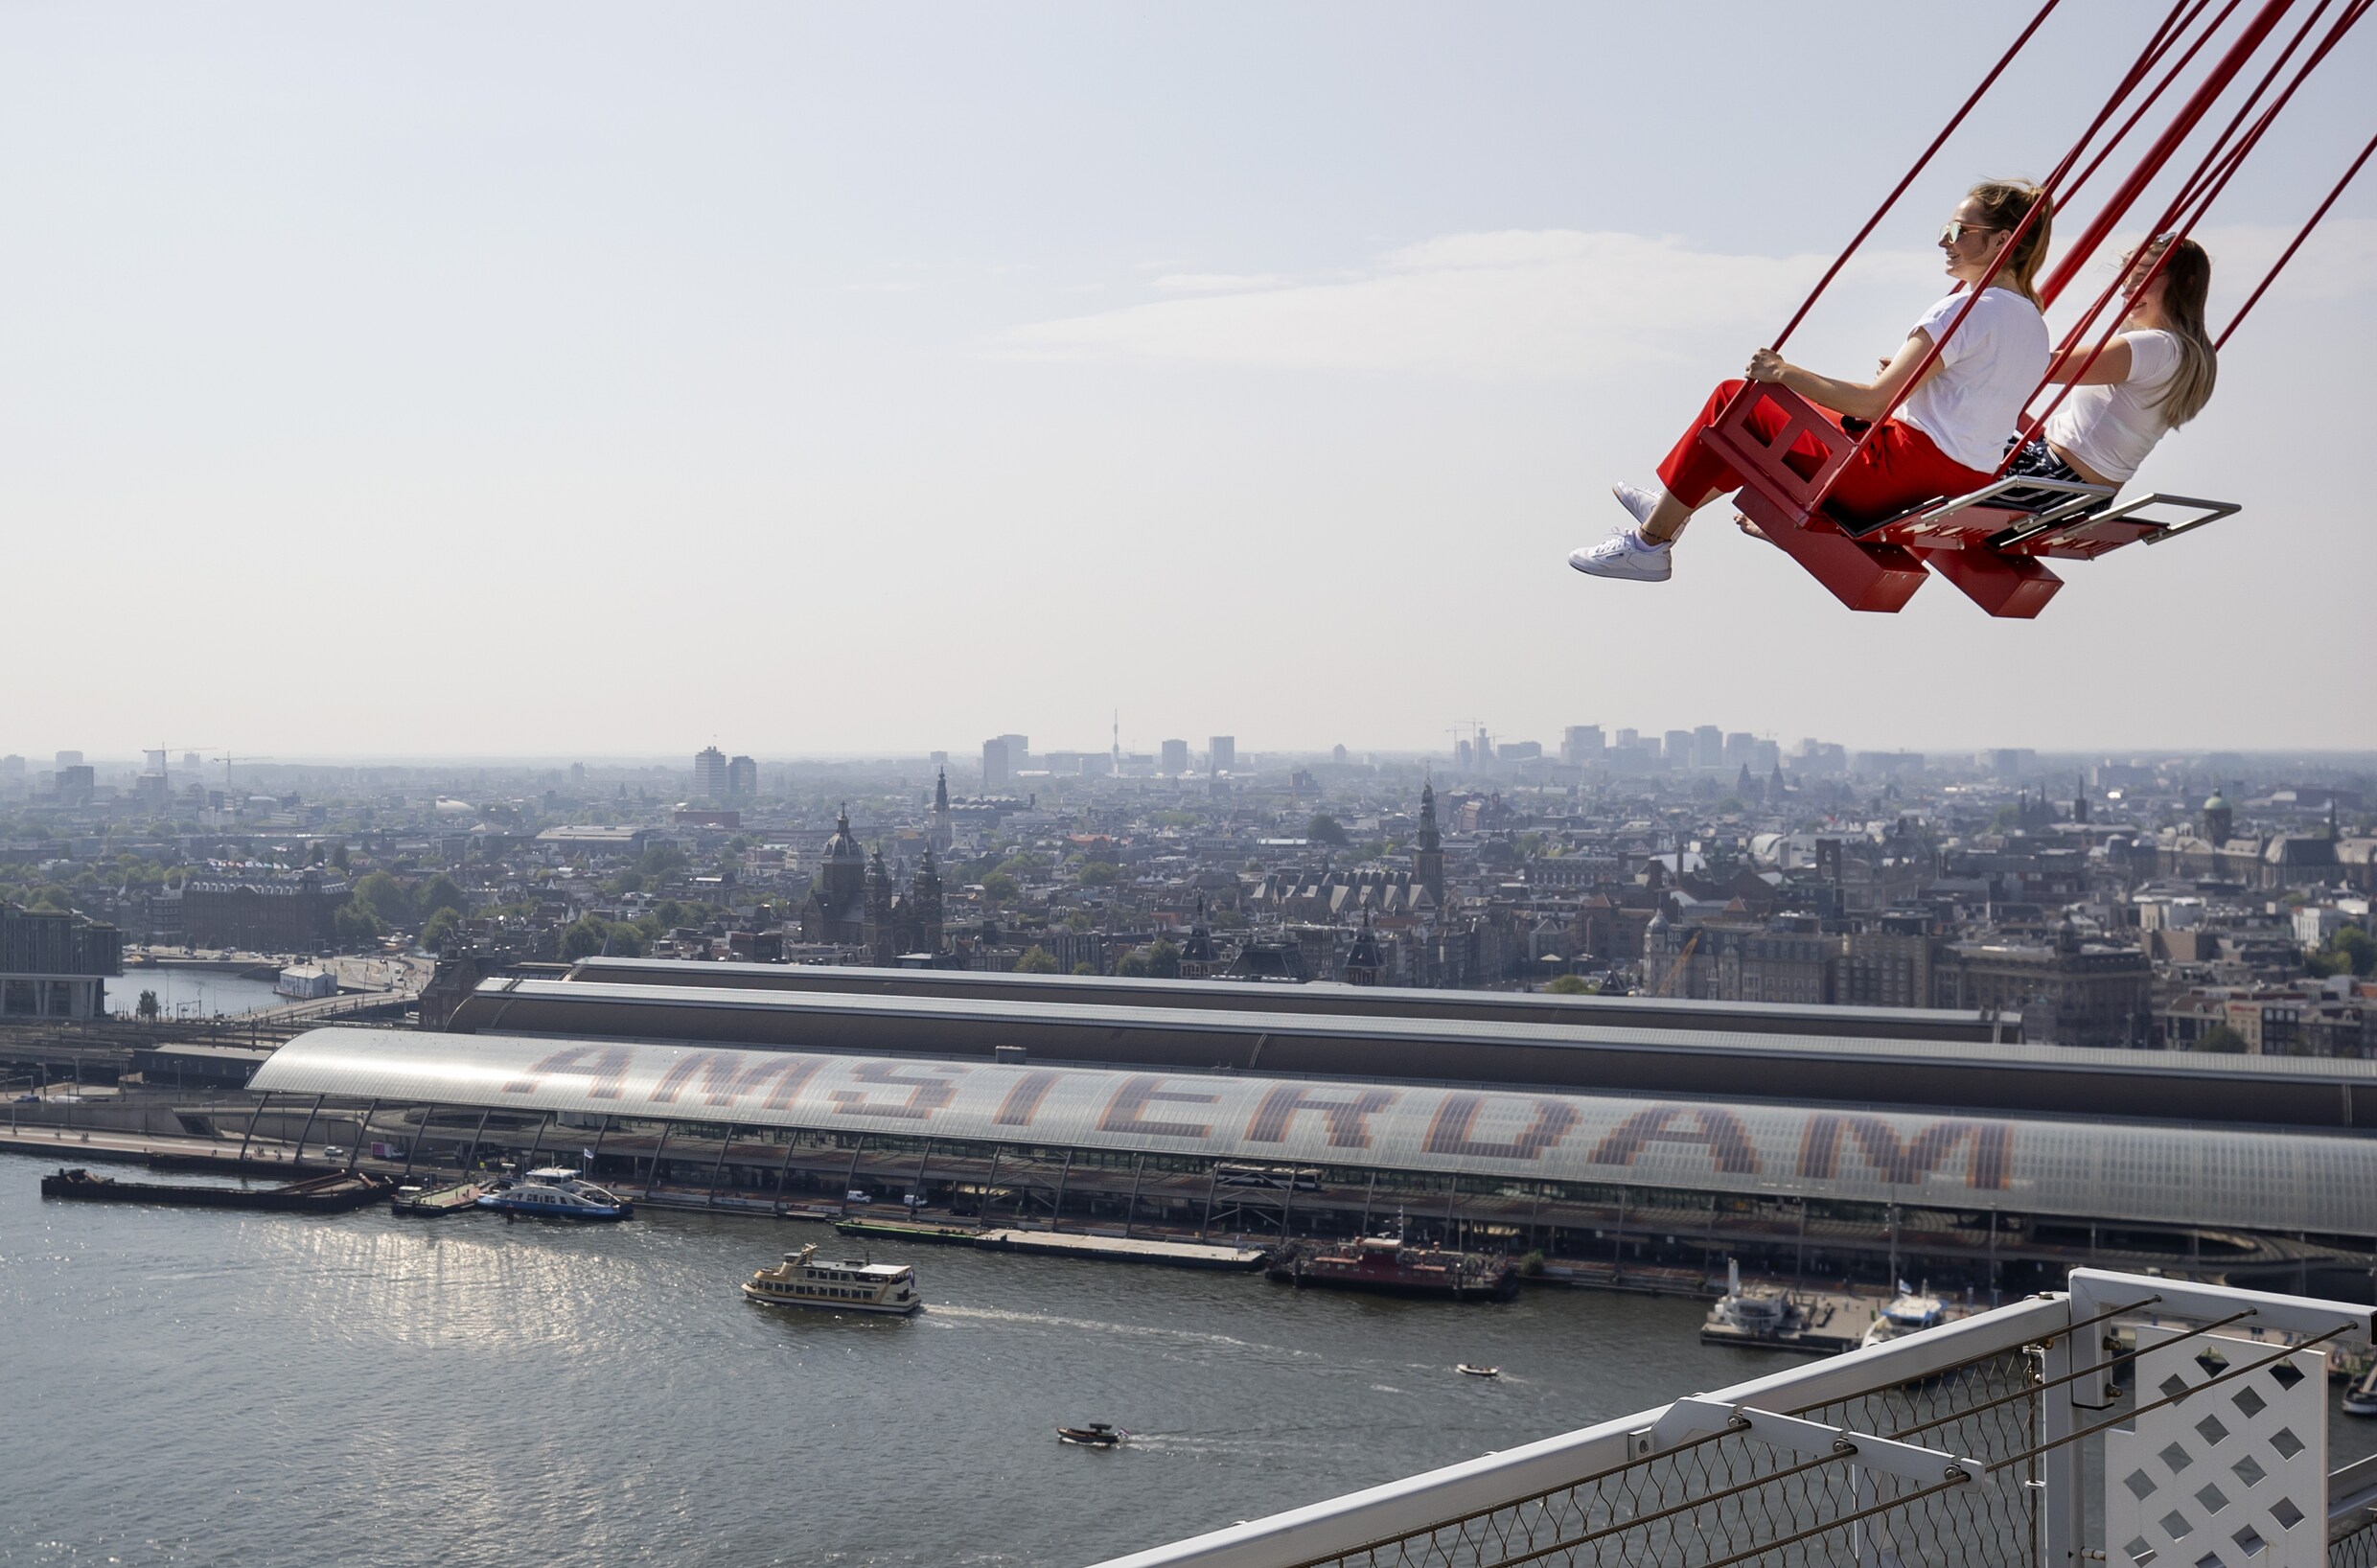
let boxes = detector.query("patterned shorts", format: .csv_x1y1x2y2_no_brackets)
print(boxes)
1998,438,2105,514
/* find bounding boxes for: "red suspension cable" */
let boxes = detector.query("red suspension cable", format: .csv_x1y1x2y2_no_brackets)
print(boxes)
2038,0,2302,307
2059,0,2241,215
2010,0,2369,460
1768,0,2063,353
2219,126,2377,346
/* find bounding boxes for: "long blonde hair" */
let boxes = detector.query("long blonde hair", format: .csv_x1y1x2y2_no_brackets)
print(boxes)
2140,236,2218,426
1967,179,2054,304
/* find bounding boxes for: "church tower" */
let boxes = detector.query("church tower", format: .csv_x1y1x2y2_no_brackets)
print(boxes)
863,846,897,965
1416,781,1445,908
908,845,944,957
2203,787,2234,845
933,768,952,851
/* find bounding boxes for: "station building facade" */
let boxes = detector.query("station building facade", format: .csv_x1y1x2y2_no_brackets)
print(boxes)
253,1028,2377,1300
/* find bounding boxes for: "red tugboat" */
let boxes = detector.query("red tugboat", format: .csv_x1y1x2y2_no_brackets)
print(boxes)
1266,1231,1519,1303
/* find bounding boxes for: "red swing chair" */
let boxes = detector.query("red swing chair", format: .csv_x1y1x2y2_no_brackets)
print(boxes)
1707,0,2373,617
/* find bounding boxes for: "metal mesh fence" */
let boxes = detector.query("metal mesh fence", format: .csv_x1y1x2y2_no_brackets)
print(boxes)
2333,1514,2377,1568
1298,1345,2042,1568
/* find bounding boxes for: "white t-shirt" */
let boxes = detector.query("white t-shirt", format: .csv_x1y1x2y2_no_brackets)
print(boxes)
2043,329,2183,483
1894,287,2050,473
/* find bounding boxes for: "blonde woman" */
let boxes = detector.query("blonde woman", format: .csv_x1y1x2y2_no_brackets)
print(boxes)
2004,235,2218,492
1572,180,2054,583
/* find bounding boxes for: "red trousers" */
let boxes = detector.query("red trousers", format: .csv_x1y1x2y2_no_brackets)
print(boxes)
1656,380,1994,524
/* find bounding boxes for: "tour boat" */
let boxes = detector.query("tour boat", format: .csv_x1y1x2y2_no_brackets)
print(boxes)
1704,1259,1810,1345
1265,1232,1518,1303
742,1242,922,1316
2343,1366,2377,1417
1861,1286,1950,1348
1056,1422,1126,1447
1456,1364,1501,1378
474,1167,634,1222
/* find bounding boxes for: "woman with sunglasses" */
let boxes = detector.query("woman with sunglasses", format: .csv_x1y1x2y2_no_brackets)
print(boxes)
2004,235,2217,496
1571,180,2053,583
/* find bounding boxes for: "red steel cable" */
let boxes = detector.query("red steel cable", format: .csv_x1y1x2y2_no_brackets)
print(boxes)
2219,125,2377,346
2059,0,2240,215
2038,0,2302,306
2010,0,2369,460
1769,0,2064,353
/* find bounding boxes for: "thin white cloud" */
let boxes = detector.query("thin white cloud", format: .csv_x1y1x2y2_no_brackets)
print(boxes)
999,221,2377,380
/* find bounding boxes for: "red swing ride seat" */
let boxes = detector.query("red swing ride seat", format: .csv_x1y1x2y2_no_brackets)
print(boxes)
1704,0,2367,618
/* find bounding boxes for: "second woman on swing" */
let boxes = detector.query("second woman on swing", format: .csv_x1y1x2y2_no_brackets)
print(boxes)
1571,180,2054,583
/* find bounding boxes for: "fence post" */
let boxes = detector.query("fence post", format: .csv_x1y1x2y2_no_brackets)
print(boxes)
2037,1304,2084,1568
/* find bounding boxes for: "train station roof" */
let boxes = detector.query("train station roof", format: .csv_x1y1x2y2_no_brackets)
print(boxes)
256,1027,2377,1235
445,977,2377,1132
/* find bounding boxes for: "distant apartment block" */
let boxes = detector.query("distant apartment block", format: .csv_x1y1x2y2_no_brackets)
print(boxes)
693,747,728,800
1161,739,1188,775
1209,736,1235,773
727,755,758,799
180,868,351,952
1,901,124,1020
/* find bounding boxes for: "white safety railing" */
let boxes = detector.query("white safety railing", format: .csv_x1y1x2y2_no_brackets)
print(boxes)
1091,1271,2377,1568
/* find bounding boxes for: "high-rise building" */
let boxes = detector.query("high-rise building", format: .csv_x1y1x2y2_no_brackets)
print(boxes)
1562,726,1604,766
1664,730,1695,769
727,755,758,799
55,750,82,769
1160,739,1188,775
1209,736,1235,773
693,747,727,800
1695,726,1724,770
982,737,1014,791
1724,732,1757,769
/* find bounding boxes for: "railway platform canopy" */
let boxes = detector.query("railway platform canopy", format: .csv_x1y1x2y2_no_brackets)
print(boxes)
254,1027,2377,1260
445,975,2377,1133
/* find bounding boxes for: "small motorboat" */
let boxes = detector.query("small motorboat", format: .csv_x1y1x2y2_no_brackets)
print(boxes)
1056,1422,1127,1447
1457,1364,1501,1378
2344,1366,2377,1417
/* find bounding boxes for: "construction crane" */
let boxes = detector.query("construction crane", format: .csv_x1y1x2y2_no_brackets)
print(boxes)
1654,930,1701,1000
217,753,274,793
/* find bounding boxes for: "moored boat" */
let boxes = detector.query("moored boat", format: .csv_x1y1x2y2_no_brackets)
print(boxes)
1266,1232,1517,1303
475,1167,633,1222
2344,1366,2377,1417
1703,1259,1812,1348
832,1216,980,1246
742,1242,922,1315
390,1179,483,1217
1861,1285,1953,1349
39,1165,393,1214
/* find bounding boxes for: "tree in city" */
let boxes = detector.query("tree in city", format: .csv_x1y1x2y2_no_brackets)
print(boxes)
333,903,385,951
1146,936,1181,979
980,871,1019,906
135,989,161,1022
1545,974,1598,995
330,842,349,871
420,907,465,954
559,916,645,961
638,842,689,880
1075,861,1118,888
2308,927,2375,980
350,871,412,929
1115,949,1153,978
1015,945,1058,974
1306,812,1350,846
415,873,469,926
2196,1024,2250,1054
1071,962,1096,976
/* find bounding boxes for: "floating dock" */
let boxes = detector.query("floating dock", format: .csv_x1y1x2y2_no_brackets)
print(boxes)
974,1229,1271,1271
390,1180,484,1217
1699,1291,1880,1355
39,1166,394,1214
833,1217,984,1247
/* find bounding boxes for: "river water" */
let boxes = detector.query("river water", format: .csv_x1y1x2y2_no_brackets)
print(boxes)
106,969,288,1019
3,1151,2367,1568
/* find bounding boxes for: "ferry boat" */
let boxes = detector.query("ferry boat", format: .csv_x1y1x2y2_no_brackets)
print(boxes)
2343,1366,2377,1417
742,1242,922,1316
1861,1285,1951,1348
474,1167,634,1222
1703,1259,1810,1346
1266,1232,1518,1303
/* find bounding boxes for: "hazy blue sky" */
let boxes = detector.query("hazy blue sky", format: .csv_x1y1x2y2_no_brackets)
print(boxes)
4,2,2370,762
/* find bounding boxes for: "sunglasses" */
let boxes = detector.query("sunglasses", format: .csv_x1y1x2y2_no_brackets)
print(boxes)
1939,220,2002,245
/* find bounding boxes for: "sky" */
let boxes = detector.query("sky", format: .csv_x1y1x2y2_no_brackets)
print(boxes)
3,2,2372,765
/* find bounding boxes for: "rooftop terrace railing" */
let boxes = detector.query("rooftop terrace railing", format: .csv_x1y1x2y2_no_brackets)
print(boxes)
1092,1271,2376,1568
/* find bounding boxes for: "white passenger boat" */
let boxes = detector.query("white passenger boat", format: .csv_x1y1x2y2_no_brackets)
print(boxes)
1861,1286,1950,1348
742,1242,922,1316
1705,1258,1808,1344
475,1167,635,1222
2343,1365,2377,1417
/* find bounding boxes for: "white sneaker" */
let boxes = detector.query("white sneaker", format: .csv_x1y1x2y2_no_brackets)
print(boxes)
1613,482,1664,529
1569,527,1673,582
